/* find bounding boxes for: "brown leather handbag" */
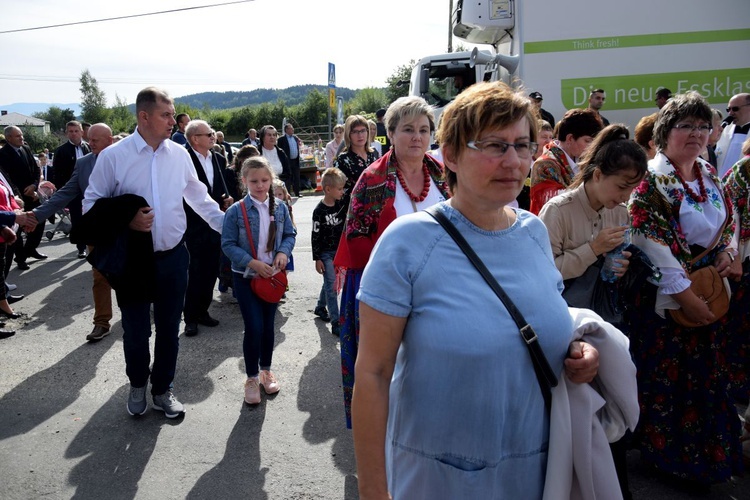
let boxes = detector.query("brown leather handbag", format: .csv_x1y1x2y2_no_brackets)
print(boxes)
668,215,730,328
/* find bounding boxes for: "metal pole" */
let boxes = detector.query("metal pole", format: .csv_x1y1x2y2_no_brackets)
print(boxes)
448,0,453,53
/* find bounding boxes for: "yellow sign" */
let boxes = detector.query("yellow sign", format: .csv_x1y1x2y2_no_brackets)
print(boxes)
329,88,336,108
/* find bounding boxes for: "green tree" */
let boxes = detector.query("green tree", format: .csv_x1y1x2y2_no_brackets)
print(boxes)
290,89,329,127
109,94,136,134
20,127,61,154
385,60,415,103
79,69,110,123
254,101,287,130
226,106,256,138
32,106,76,134
204,109,231,135
347,88,387,116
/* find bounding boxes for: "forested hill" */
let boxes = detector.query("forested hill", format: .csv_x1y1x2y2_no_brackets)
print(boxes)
175,85,359,109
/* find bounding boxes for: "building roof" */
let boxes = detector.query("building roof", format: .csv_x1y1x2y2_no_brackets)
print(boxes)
0,112,49,127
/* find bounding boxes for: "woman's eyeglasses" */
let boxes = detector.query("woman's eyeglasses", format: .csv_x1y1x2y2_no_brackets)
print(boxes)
672,124,712,134
467,140,539,159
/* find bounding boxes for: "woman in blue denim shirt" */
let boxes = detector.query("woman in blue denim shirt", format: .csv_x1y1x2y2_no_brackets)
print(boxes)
222,157,296,405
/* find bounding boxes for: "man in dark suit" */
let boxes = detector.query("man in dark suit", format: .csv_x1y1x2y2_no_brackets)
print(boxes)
277,123,302,197
183,120,235,337
0,126,46,270
34,123,115,342
53,120,91,258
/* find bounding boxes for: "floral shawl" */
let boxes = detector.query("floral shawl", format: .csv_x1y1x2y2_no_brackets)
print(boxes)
722,155,750,261
530,142,575,215
333,149,450,270
628,153,734,275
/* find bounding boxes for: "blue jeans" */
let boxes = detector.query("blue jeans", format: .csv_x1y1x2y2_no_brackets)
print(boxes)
316,251,338,324
120,243,188,395
233,273,278,377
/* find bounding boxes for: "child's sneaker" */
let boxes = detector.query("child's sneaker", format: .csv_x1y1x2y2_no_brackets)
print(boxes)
244,377,261,404
314,306,331,322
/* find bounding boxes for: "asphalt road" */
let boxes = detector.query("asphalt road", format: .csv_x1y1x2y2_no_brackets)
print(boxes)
0,193,747,499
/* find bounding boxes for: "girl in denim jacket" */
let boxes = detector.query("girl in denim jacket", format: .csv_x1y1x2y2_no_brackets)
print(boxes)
222,157,296,404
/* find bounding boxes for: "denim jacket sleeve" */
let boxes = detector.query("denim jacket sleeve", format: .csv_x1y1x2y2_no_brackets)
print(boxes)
275,201,297,258
221,202,252,270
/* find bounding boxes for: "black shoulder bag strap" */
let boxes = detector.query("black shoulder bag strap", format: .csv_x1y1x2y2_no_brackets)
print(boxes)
425,206,558,411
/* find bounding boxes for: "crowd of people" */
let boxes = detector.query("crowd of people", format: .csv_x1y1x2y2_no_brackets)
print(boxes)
1,82,748,498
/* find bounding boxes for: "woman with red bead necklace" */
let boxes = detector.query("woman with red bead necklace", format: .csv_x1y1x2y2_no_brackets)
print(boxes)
333,96,450,428
628,91,743,488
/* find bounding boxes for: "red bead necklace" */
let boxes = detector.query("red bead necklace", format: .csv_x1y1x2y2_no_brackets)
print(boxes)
673,161,708,203
396,164,431,202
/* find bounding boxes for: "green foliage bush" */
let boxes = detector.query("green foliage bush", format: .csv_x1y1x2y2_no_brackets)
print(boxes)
20,127,63,154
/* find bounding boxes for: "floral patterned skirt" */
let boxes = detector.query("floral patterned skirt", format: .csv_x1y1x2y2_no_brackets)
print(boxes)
628,283,743,484
721,258,750,404
339,269,362,429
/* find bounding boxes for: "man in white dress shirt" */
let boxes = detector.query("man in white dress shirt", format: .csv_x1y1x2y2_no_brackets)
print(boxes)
716,93,750,176
84,87,225,419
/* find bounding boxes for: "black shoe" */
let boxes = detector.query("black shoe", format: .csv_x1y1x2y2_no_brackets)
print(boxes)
86,325,110,342
0,308,21,319
196,314,219,327
5,295,23,306
314,306,331,323
0,329,15,339
16,261,29,270
184,323,199,337
78,250,87,259
28,251,47,260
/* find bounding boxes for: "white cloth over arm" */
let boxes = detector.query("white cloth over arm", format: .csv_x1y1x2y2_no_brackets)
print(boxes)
543,307,639,500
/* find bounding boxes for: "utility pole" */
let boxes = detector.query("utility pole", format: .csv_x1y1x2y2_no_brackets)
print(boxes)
448,0,453,52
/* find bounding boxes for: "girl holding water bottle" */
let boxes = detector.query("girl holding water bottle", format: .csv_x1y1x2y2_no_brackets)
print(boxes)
539,123,647,500
539,124,647,289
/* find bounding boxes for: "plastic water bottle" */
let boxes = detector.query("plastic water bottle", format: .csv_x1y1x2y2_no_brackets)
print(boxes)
600,229,630,283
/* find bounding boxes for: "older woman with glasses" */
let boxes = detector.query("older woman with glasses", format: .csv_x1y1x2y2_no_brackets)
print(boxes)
628,91,743,488
333,98,450,429
352,82,607,499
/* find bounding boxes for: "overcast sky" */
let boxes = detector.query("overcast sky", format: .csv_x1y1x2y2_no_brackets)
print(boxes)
0,0,461,106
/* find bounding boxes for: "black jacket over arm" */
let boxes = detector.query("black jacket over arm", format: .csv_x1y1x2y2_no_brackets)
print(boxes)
70,194,155,305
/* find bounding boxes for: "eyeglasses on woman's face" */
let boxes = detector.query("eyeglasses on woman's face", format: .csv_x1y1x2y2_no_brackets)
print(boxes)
672,123,712,134
350,128,368,136
467,139,539,159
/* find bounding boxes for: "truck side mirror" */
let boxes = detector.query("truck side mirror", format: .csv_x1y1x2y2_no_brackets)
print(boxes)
420,67,430,96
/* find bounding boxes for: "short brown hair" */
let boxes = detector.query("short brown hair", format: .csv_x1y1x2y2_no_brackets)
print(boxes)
556,108,603,141
136,87,173,114
653,91,712,151
436,81,538,191
634,113,658,151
